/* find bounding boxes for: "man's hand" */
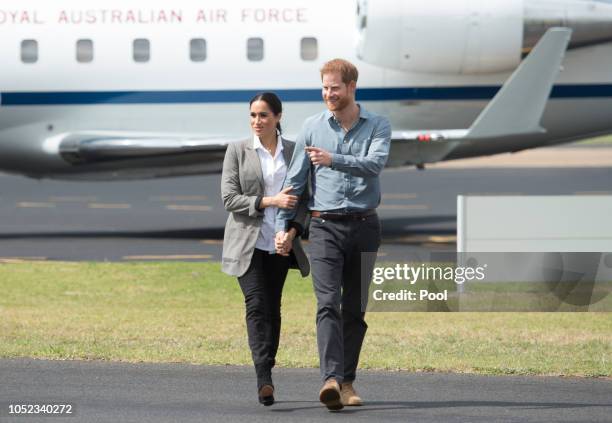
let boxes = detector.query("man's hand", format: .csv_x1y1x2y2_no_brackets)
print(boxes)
305,146,332,167
275,229,296,256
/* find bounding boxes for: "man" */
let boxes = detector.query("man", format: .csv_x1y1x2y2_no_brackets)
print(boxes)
275,58,391,411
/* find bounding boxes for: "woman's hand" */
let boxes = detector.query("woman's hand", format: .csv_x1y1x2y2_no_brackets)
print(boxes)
275,228,296,256
262,186,297,209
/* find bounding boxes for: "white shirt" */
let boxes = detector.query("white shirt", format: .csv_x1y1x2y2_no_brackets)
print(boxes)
253,135,287,252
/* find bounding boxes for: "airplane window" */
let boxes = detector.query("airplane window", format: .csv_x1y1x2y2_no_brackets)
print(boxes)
190,38,207,62
301,37,318,61
133,39,150,63
76,39,94,63
21,40,38,63
247,38,264,61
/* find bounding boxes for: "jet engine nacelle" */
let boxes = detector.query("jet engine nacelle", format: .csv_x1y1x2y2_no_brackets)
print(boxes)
356,0,524,75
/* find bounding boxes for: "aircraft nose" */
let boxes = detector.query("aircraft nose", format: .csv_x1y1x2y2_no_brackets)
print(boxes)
524,0,612,52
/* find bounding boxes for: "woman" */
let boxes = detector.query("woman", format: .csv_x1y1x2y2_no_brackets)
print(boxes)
221,92,310,406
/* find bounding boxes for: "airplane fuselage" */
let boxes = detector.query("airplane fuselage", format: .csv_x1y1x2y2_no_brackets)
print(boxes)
1,0,612,179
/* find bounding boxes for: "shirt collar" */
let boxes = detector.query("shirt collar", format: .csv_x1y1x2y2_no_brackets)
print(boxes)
326,103,369,125
253,134,283,156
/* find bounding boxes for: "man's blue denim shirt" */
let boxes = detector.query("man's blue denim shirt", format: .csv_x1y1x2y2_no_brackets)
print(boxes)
276,105,391,232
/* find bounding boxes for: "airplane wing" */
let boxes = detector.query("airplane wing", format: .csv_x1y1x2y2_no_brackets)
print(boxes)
389,28,573,165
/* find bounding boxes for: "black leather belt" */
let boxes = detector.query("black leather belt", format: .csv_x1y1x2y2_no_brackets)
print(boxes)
311,209,377,221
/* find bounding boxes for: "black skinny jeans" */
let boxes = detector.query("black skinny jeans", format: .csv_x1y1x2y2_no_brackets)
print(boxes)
238,248,290,388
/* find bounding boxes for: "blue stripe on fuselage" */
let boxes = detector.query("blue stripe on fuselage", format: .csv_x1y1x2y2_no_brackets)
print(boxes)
1,84,611,105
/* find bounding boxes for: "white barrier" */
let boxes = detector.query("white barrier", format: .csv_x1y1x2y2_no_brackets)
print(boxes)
457,196,612,252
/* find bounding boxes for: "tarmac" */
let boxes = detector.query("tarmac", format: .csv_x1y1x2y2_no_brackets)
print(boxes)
1,359,611,423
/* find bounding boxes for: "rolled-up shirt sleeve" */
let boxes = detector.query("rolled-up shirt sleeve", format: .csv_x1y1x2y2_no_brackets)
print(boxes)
275,127,311,233
330,117,391,177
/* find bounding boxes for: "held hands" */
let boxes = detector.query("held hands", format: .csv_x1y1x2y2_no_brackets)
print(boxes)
305,146,332,167
273,186,298,209
275,229,296,256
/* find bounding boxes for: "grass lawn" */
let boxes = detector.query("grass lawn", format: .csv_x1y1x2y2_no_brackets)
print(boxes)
577,134,612,145
0,262,610,377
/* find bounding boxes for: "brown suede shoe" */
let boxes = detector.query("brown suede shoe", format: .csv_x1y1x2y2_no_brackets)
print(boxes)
340,382,363,406
258,384,274,406
318,378,343,411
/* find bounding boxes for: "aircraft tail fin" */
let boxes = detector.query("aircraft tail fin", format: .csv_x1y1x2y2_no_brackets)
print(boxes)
466,28,572,139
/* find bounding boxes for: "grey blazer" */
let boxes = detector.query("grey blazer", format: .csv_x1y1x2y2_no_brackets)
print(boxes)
221,137,310,278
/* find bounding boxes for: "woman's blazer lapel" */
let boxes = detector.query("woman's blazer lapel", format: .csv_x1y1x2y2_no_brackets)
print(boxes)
244,140,265,192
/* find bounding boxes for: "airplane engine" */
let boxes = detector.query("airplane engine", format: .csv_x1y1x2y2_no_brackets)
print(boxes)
356,0,612,75
356,0,524,75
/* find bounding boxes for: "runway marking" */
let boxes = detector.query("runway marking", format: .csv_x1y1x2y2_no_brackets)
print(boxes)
166,205,212,212
386,235,457,244
0,257,48,263
123,254,213,260
378,204,429,211
201,239,223,245
88,203,132,209
465,192,522,196
574,191,612,195
428,235,457,243
151,195,209,202
49,196,98,202
382,193,418,200
431,147,612,168
17,202,56,208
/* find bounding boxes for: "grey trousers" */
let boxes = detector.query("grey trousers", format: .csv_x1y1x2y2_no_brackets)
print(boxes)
308,214,381,383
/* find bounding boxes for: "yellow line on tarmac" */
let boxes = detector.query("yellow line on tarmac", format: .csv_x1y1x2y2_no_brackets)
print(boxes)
151,195,209,202
0,257,48,263
17,202,56,208
49,196,98,202
166,205,212,211
379,204,429,211
123,255,213,260
466,192,522,196
574,191,612,195
382,193,418,200
200,239,223,245
385,235,457,244
88,203,132,209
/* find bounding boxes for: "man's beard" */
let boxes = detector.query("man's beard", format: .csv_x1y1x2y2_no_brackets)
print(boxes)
326,95,350,112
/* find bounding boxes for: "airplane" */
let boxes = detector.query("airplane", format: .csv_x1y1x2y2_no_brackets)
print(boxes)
0,0,611,181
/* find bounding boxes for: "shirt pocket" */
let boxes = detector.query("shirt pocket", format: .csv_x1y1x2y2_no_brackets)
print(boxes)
350,136,371,156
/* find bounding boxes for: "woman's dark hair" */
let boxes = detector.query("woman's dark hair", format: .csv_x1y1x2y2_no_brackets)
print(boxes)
250,92,283,134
